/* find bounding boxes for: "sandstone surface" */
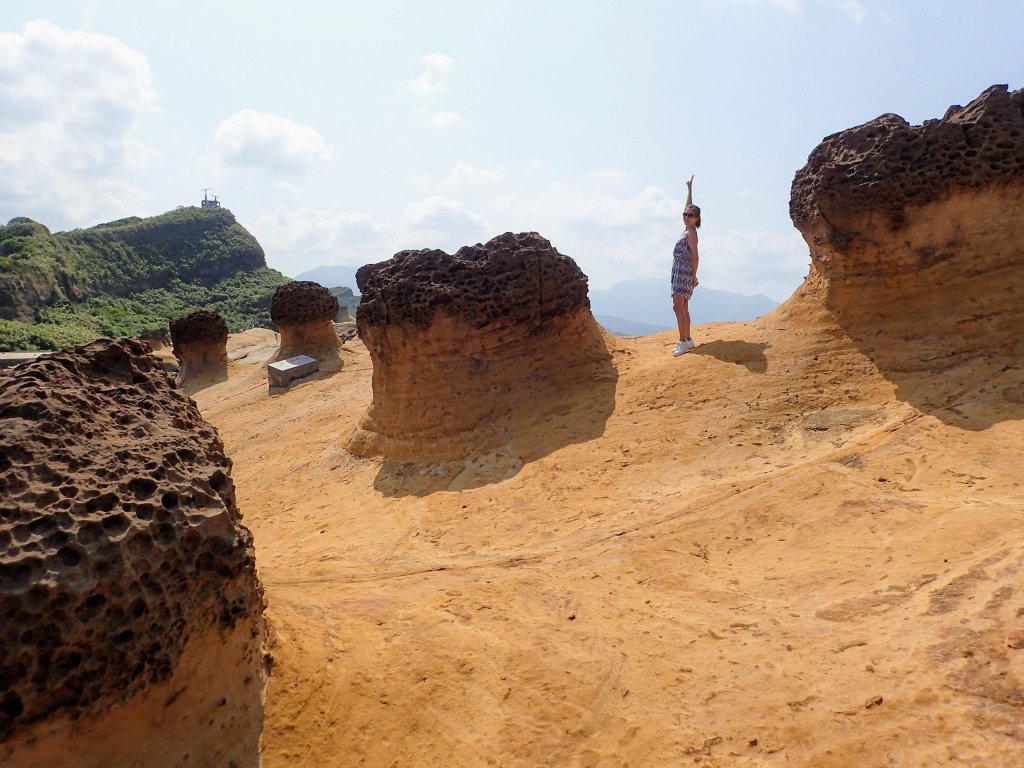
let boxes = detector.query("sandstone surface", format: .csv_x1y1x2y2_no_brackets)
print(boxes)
170,309,229,393
182,87,1023,766
348,232,615,482
270,281,342,374
0,337,266,768
790,83,1024,417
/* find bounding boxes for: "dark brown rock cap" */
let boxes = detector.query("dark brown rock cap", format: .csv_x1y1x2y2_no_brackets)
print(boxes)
169,309,228,348
355,231,590,331
790,84,1024,228
270,281,339,326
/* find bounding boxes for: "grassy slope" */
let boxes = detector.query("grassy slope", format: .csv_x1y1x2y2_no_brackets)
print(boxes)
0,208,290,351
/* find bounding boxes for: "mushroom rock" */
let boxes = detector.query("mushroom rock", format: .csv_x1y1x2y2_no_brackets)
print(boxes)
348,232,615,465
789,84,1024,371
270,281,342,372
170,309,228,391
0,338,267,768
138,327,168,352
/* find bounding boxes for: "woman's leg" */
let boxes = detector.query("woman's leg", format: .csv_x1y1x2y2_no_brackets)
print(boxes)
672,292,687,341
673,293,691,341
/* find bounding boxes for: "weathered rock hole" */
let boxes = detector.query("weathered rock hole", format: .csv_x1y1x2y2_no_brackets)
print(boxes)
57,545,83,567
101,512,130,536
128,477,158,499
209,470,230,494
86,492,119,514
0,691,24,719
154,523,176,546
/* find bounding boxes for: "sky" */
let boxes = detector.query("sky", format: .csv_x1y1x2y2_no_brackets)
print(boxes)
1,1,1021,302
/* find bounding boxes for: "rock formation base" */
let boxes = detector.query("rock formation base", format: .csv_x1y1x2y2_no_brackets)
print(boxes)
272,321,342,373
348,307,615,464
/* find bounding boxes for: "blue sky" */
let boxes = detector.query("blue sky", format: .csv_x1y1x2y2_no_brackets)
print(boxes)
1,1,1021,301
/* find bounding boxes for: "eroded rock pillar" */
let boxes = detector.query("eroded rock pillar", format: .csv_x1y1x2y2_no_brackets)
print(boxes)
0,338,267,768
270,281,342,372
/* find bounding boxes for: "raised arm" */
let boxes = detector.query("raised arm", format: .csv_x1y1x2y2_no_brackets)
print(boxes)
685,175,694,208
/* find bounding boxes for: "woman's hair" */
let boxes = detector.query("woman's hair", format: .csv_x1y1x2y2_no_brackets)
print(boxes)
686,205,702,229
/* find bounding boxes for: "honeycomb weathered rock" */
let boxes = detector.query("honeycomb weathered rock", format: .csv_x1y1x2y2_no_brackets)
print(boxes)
0,337,265,762
786,83,1024,389
170,309,228,347
348,233,613,469
356,231,590,332
791,83,1024,272
271,281,339,326
270,281,342,373
170,309,229,390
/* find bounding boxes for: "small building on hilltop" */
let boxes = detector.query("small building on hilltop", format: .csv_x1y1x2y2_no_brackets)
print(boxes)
201,189,221,209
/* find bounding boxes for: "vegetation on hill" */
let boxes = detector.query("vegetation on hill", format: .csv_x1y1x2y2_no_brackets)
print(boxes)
0,207,290,351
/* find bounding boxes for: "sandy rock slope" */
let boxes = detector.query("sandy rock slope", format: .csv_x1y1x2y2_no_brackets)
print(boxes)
195,276,1024,765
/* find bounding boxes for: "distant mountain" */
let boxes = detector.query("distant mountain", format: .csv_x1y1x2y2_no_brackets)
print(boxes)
0,207,289,351
293,265,364,293
589,278,778,334
594,315,674,337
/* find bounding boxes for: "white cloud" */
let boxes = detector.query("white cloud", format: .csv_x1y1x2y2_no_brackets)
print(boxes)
257,207,381,251
214,109,330,173
409,72,447,95
430,110,464,127
699,229,809,301
585,167,634,188
252,185,810,303
252,207,385,275
0,20,156,226
410,52,455,94
497,183,683,288
489,180,808,300
835,0,866,24
401,196,486,243
442,161,505,187
423,52,454,71
525,182,678,230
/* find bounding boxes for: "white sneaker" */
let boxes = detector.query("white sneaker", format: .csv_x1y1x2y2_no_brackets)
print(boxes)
672,339,694,356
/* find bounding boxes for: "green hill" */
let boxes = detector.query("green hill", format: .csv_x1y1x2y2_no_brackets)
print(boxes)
0,207,290,351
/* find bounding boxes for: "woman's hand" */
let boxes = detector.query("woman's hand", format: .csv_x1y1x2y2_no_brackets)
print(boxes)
686,175,694,189
693,274,699,287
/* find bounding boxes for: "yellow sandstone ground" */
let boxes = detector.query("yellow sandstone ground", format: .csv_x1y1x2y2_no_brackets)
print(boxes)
194,276,1024,767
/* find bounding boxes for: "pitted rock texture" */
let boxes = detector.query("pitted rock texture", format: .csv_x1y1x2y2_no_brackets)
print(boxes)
0,338,264,747
356,231,590,332
170,309,228,347
349,233,613,466
270,282,342,373
170,309,228,390
271,281,339,326
791,84,1024,276
788,84,1024,373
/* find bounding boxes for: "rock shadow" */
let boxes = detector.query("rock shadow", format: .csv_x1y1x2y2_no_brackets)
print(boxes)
693,340,768,373
829,304,1024,432
371,354,619,497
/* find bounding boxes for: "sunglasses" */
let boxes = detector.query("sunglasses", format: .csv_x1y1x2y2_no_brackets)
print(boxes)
683,212,697,218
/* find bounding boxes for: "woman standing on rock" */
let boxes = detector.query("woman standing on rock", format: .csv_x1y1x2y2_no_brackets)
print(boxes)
671,176,701,356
